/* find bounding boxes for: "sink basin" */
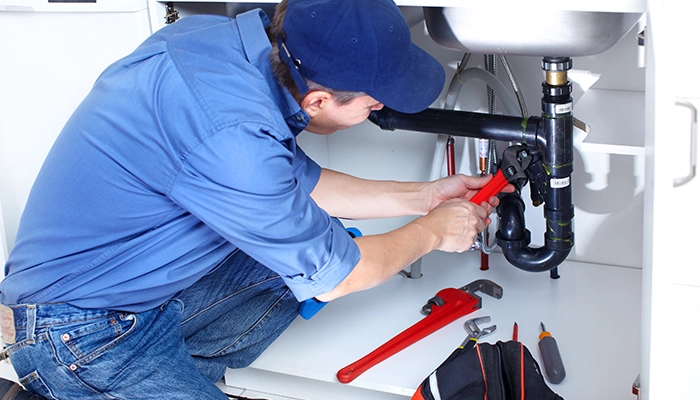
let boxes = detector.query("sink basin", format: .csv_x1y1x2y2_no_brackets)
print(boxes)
423,7,643,57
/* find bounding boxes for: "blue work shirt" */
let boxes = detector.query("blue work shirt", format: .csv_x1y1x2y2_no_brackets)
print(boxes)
0,11,360,312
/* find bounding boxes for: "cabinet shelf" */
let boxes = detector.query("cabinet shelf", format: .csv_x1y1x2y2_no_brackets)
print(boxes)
226,252,642,399
577,89,645,155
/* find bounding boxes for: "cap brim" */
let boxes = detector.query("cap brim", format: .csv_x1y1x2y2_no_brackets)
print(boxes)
366,44,445,114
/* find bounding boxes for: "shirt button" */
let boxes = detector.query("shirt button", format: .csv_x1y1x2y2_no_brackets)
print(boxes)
296,115,303,121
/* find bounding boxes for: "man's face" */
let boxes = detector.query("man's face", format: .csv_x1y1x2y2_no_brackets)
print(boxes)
304,94,384,135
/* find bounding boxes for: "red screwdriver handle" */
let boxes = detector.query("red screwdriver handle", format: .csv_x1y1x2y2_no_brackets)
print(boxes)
469,169,507,205
336,288,480,384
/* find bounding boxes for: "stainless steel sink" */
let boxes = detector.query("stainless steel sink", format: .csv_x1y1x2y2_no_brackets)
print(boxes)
423,7,643,57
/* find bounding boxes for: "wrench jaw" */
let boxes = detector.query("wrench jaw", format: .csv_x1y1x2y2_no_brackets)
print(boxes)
461,316,497,347
464,316,497,340
499,145,532,191
458,279,504,310
422,279,503,315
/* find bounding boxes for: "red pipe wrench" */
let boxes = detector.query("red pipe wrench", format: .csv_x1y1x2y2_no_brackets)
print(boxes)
336,279,503,384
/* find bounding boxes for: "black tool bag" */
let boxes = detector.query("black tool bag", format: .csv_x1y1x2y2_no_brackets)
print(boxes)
412,340,564,400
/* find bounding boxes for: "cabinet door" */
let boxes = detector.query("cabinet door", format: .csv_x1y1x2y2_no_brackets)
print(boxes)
643,0,700,398
649,98,700,400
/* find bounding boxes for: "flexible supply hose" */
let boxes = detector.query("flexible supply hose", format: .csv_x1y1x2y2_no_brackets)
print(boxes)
499,55,528,117
429,66,520,180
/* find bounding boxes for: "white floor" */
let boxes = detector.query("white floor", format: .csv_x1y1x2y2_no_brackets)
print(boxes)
0,360,17,382
228,252,642,400
0,359,297,400
222,383,301,400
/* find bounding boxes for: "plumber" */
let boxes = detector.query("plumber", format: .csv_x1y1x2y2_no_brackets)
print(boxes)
0,0,506,398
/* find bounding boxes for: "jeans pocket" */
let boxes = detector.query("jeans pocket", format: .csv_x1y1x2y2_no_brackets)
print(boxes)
50,312,137,367
19,371,58,400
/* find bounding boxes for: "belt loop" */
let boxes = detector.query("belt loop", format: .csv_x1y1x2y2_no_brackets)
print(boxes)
26,305,36,344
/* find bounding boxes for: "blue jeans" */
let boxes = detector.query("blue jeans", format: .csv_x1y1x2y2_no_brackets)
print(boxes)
4,249,300,399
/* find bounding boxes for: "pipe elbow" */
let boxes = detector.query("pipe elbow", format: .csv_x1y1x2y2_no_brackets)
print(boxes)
496,193,571,272
501,246,571,273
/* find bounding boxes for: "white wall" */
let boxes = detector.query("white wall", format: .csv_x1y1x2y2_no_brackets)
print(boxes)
0,7,152,254
0,200,7,270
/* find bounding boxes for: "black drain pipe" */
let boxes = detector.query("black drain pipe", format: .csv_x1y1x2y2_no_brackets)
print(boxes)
368,107,542,148
367,57,575,273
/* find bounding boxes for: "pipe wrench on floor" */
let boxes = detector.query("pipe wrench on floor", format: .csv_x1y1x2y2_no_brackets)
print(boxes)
336,279,503,384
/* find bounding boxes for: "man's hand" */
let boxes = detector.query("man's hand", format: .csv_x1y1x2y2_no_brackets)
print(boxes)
425,173,514,214
313,172,516,302
413,198,491,253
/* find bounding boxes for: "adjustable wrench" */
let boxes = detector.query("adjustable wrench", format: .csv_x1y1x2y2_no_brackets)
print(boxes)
336,279,503,384
469,144,532,205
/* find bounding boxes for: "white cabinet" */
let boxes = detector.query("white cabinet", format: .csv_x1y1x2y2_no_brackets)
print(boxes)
2,0,696,398
642,0,700,398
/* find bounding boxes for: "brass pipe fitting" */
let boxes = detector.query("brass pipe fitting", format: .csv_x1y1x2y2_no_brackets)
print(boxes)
546,71,568,86
542,57,572,86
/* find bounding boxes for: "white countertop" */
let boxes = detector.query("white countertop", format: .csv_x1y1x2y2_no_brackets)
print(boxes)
226,251,642,400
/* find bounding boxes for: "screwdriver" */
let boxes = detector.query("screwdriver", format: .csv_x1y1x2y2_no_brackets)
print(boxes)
538,322,566,384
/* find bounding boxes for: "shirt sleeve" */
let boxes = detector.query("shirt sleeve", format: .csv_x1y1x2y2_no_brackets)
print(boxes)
168,122,360,301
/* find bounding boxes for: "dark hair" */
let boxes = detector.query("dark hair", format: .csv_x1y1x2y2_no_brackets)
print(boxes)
266,0,365,104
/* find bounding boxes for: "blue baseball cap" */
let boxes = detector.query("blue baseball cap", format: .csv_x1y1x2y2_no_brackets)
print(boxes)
278,0,445,114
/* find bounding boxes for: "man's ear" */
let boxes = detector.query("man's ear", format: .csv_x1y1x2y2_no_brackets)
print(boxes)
300,90,332,117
